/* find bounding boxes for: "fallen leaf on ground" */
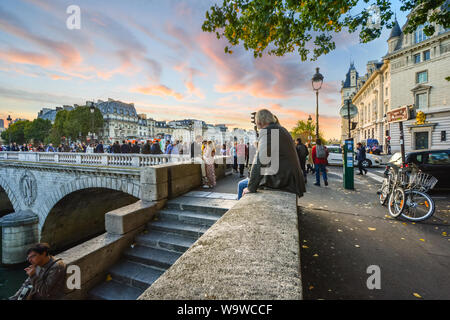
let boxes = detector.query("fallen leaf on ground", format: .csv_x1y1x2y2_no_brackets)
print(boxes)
354,245,360,248
313,254,319,257
106,274,112,282
419,239,425,242
337,229,343,232
413,293,422,299
302,245,309,249
368,227,376,231
442,232,447,236
309,286,314,290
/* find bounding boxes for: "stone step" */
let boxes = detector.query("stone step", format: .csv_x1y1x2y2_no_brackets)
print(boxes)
124,245,182,269
166,196,235,216
108,260,164,290
135,230,196,253
157,209,219,227
89,279,144,300
148,220,208,239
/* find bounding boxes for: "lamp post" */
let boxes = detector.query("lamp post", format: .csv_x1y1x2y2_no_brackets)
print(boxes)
6,115,12,145
307,115,313,142
90,105,95,143
312,67,324,139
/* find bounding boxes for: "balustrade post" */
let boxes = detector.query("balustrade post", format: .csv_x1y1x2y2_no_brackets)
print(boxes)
131,155,140,167
76,154,82,164
101,154,108,166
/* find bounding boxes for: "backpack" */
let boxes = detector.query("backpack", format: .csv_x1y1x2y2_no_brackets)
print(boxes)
316,145,326,159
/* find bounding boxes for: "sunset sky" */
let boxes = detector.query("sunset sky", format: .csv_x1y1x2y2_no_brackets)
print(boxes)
0,0,408,139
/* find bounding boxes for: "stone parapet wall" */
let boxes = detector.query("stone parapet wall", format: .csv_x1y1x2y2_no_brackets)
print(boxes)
139,190,302,300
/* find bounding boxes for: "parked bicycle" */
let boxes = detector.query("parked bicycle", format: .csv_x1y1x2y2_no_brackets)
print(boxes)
378,163,438,221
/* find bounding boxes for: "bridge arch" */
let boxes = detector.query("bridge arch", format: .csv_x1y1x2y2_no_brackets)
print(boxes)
0,175,20,215
39,176,140,252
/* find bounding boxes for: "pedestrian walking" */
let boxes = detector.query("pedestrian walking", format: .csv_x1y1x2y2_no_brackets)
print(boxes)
311,139,329,187
203,141,216,188
306,143,315,174
356,142,368,175
295,138,308,184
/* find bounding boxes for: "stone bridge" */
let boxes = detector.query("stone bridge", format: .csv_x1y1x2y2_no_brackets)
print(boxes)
0,152,228,264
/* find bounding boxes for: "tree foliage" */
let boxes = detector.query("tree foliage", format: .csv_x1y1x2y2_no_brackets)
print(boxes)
290,119,325,144
202,0,449,61
1,120,30,145
24,118,52,144
2,106,104,145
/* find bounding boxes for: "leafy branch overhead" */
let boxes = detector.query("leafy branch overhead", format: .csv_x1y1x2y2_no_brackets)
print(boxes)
202,0,449,61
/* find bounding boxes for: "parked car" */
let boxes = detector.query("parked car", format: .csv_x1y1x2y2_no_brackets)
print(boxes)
325,145,382,168
386,149,450,189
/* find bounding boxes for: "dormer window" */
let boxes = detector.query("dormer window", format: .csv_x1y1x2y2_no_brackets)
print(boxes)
414,25,429,44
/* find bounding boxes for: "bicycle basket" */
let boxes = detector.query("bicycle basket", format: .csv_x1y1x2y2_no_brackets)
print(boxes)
409,171,438,191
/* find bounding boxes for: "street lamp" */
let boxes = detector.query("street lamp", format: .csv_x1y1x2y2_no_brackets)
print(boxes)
6,115,12,145
307,115,313,142
312,67,324,139
90,106,95,143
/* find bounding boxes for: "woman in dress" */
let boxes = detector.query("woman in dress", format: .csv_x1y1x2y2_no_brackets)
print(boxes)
203,141,216,188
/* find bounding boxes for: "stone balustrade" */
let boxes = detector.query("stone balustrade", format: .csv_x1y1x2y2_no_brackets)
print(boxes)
0,152,232,168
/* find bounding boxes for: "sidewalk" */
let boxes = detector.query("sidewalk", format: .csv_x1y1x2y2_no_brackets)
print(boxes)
202,166,449,299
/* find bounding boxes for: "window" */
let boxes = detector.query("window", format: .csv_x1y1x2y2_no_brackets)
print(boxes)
414,25,429,44
423,50,430,61
415,93,428,109
415,132,429,150
385,87,388,96
414,53,421,64
441,131,447,142
416,71,428,83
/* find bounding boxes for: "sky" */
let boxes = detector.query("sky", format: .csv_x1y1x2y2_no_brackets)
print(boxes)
0,0,408,139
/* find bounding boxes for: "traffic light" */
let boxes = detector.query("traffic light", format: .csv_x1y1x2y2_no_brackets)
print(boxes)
251,112,256,124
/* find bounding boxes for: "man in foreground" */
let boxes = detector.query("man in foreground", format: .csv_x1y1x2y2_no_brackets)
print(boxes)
240,109,305,199
10,243,66,300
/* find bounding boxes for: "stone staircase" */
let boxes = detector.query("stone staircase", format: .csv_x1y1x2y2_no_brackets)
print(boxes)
88,192,237,300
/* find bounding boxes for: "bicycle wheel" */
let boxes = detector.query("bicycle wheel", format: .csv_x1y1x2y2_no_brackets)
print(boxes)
378,178,390,206
401,190,435,222
388,187,405,218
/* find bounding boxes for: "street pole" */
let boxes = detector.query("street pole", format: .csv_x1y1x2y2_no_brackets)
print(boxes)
315,90,319,139
399,121,405,165
347,99,351,139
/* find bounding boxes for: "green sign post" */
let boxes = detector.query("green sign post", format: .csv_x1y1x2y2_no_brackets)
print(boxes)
343,138,354,190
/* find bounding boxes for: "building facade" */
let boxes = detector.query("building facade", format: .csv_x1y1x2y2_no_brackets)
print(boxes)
351,60,391,148
384,17,450,152
95,99,141,142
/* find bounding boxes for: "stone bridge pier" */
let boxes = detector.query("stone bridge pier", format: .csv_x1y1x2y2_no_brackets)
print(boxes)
0,154,207,265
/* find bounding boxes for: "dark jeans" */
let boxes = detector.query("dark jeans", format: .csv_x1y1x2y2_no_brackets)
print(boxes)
239,164,245,176
358,160,367,174
315,164,327,184
300,161,307,181
233,156,238,171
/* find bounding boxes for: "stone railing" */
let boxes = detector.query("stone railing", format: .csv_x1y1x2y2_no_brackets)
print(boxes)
139,190,302,300
0,152,230,168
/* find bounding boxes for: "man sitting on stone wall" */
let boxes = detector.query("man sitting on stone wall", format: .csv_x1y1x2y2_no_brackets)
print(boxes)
238,109,306,199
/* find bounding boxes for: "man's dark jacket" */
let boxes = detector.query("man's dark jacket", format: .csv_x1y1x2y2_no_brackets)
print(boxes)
296,143,308,167
120,144,131,154
131,144,140,154
142,143,151,154
248,122,306,197
112,143,121,153
356,147,366,161
94,144,104,153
